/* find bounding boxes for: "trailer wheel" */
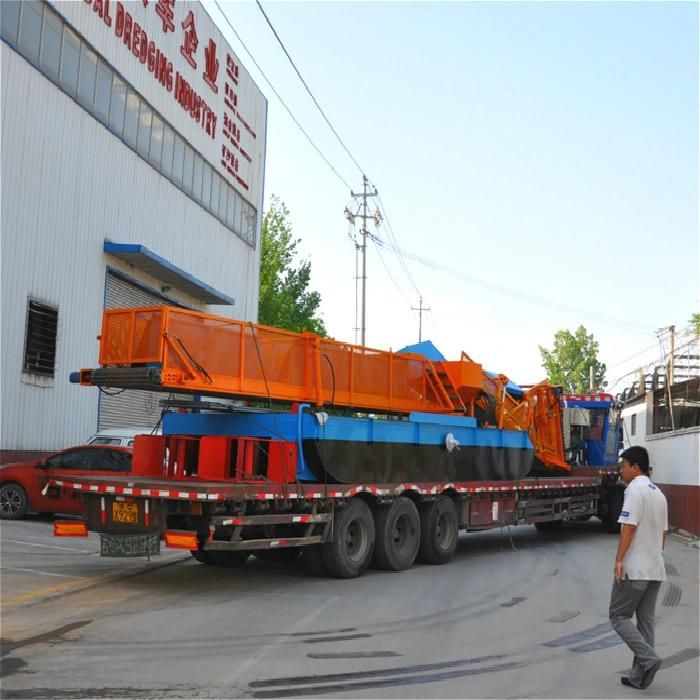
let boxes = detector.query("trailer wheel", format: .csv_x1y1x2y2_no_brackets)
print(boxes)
322,499,375,578
302,545,329,577
374,497,420,571
418,496,458,565
602,486,624,534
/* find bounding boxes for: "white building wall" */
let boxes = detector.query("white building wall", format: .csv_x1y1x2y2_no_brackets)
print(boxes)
1,0,266,452
646,428,700,487
621,401,699,487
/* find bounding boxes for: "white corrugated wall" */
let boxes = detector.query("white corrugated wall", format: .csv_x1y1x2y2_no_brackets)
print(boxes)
1,45,261,451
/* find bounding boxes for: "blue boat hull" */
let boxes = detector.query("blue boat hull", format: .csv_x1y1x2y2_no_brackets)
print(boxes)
164,409,539,483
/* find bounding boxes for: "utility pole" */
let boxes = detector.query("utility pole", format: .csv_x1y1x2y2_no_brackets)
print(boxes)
668,324,676,385
345,175,378,346
411,296,430,342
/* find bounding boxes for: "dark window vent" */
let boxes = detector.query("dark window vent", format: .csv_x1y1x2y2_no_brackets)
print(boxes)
23,300,58,376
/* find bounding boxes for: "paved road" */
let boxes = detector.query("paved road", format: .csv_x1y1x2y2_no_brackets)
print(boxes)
1,517,698,699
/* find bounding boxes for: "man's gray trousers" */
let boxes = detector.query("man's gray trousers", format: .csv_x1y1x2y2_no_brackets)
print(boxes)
609,578,662,687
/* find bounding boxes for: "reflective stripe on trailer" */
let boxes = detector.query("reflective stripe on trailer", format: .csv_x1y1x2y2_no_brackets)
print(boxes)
50,480,229,501
50,478,598,502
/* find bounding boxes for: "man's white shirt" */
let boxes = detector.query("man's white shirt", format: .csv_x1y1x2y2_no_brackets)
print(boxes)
618,475,668,581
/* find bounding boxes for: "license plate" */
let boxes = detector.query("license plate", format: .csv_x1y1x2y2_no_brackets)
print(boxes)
112,502,138,524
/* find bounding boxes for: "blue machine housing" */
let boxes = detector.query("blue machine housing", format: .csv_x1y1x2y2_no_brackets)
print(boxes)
163,408,536,484
561,395,620,467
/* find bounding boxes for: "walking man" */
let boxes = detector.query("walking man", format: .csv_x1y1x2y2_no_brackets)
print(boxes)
610,445,668,690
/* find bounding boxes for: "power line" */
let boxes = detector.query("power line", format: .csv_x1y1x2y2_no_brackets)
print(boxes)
220,1,428,325
606,342,661,370
255,0,365,177
371,237,415,310
374,191,421,298
213,0,353,191
372,238,656,334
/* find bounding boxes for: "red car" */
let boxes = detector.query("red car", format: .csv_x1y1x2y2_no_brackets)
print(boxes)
0,445,132,519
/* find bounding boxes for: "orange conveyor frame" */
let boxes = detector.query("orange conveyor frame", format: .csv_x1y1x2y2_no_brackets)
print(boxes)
80,306,568,470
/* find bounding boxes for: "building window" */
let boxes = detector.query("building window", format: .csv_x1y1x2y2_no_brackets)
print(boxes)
182,144,195,195
94,60,113,122
39,6,62,81
172,135,185,186
108,75,126,134
149,115,164,168
210,172,221,215
630,414,636,436
1,2,22,45
136,101,153,159
123,90,140,148
59,25,80,96
192,153,203,201
77,42,97,107
18,0,42,63
161,125,174,178
23,300,58,377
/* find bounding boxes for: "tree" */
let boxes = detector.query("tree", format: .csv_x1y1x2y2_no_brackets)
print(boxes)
690,313,700,337
258,196,327,336
538,326,607,392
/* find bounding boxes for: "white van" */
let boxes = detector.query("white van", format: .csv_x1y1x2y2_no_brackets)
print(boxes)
87,427,161,448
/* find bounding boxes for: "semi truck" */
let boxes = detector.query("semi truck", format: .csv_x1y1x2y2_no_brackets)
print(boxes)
51,306,624,578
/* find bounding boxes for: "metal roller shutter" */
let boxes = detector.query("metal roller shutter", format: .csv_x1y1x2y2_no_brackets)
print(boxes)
98,273,195,430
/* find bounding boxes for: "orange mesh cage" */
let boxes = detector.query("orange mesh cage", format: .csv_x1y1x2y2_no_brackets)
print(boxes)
95,306,463,414
525,383,569,471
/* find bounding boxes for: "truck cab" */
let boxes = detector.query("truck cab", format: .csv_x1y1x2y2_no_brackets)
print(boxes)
561,393,622,467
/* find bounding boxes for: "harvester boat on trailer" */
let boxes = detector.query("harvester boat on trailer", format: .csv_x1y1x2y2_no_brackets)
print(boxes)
51,306,624,578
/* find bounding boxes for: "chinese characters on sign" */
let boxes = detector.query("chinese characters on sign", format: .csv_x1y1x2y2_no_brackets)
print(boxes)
203,39,219,93
180,9,198,68
155,0,175,33
82,0,258,194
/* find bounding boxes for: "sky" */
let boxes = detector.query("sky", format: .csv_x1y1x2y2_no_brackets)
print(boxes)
209,0,699,392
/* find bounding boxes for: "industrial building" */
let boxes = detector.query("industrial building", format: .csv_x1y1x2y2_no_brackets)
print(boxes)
1,0,267,461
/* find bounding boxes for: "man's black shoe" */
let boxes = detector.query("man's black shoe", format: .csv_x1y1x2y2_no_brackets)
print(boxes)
621,677,640,689
640,660,662,689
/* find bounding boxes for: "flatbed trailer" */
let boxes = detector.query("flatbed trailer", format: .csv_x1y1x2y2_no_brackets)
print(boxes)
51,466,623,578
54,305,625,577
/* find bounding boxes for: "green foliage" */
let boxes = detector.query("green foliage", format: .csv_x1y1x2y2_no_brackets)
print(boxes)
538,326,607,392
690,313,700,336
258,196,327,336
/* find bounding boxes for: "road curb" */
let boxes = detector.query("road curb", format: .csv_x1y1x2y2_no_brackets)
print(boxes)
669,528,699,548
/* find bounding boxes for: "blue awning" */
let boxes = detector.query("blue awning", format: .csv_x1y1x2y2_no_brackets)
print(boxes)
103,242,235,305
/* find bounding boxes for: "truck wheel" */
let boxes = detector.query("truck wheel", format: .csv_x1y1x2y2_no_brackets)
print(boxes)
190,550,213,565
322,499,375,578
535,520,563,532
190,549,249,566
418,496,458,565
602,487,624,534
374,497,420,571
0,483,29,520
302,545,329,577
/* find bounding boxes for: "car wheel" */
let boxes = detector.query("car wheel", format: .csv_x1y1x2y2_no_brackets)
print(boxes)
0,483,29,520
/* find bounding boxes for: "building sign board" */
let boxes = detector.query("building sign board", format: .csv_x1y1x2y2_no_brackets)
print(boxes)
52,0,266,205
